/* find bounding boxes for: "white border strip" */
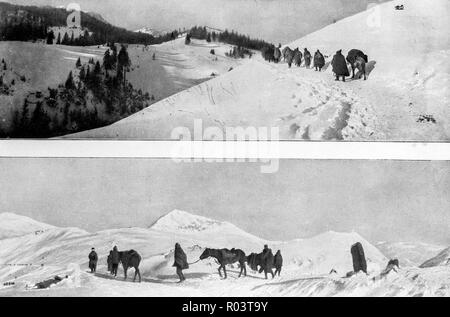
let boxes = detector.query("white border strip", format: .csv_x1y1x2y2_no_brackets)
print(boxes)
0,141,449,160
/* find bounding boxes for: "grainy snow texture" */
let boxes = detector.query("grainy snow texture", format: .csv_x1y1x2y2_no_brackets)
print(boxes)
0,211,448,297
70,0,450,141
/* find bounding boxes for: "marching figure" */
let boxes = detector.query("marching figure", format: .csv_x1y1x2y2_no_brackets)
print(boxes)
88,247,98,273
111,246,120,277
173,243,189,282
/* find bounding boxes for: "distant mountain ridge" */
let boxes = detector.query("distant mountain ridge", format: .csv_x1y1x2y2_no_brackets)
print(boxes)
0,1,175,44
376,241,446,267
420,247,450,268
0,212,55,239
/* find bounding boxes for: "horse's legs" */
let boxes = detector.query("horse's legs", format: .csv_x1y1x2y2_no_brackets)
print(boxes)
124,266,128,280
270,269,275,279
243,263,247,277
217,266,222,278
133,268,140,282
223,266,227,279
137,268,141,283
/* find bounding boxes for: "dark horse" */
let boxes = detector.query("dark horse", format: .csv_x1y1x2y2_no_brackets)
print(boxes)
247,252,275,279
199,248,247,279
119,250,142,282
346,49,368,80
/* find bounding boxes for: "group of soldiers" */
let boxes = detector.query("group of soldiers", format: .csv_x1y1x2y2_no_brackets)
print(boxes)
87,243,283,283
268,44,368,82
88,246,120,277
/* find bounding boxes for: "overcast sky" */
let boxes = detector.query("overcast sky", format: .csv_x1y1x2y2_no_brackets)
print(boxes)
8,0,386,43
0,158,448,245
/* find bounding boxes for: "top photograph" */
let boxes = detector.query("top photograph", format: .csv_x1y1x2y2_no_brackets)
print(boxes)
0,0,448,141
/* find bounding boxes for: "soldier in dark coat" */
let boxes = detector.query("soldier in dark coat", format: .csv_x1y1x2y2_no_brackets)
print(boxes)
313,50,325,71
173,243,189,282
292,48,302,67
107,250,113,272
274,250,283,276
350,242,367,273
274,44,282,63
88,248,98,273
111,246,120,277
331,49,350,81
259,245,275,279
304,48,312,68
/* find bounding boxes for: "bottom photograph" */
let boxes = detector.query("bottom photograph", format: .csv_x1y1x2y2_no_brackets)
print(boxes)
0,158,449,297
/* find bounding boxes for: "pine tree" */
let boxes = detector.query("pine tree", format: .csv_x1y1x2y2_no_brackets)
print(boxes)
20,98,29,130
118,45,131,85
65,71,75,89
206,33,211,43
94,61,101,75
30,101,51,137
61,32,70,45
56,32,61,45
79,67,86,81
103,49,112,70
70,32,75,45
75,57,82,68
85,67,90,82
46,30,55,44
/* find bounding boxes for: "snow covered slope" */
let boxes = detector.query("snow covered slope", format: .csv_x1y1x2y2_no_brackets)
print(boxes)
420,247,450,268
134,27,166,37
70,57,380,140
287,0,450,140
376,241,446,267
151,209,255,237
0,38,243,133
71,0,450,141
0,211,447,297
280,231,387,275
0,213,55,240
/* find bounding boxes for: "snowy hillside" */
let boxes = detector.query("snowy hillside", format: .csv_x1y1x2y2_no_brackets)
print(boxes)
0,213,55,240
0,38,243,134
151,209,253,236
287,0,450,140
377,241,446,267
72,0,450,141
134,27,166,37
420,247,450,268
0,211,448,296
280,231,387,275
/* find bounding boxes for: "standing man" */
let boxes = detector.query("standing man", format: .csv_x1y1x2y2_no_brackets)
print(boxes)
88,248,98,273
274,250,283,277
331,49,350,82
111,246,120,277
260,245,274,279
107,250,113,273
173,243,189,282
314,50,325,71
